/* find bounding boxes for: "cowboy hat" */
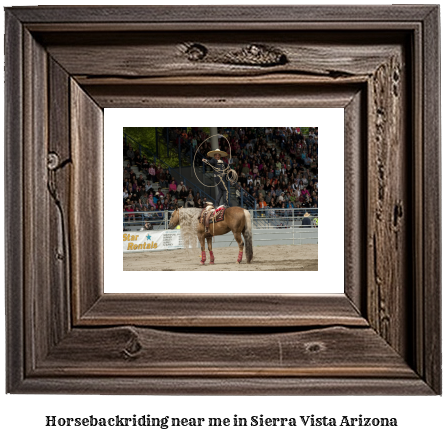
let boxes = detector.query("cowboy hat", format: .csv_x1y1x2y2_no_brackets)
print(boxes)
304,212,311,217
207,149,228,158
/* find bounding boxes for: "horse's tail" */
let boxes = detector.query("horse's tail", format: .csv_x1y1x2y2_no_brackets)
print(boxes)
243,210,253,263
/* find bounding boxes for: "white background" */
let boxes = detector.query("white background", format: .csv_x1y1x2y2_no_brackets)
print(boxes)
108,108,343,293
1,1,442,438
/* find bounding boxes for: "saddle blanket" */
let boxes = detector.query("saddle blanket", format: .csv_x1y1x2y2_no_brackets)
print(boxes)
199,207,226,224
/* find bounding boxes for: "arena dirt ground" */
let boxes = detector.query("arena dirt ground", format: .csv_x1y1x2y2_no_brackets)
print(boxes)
123,244,318,271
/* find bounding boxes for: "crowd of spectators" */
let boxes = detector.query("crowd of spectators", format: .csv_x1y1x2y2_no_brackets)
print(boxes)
123,135,210,229
123,127,318,228
166,127,318,210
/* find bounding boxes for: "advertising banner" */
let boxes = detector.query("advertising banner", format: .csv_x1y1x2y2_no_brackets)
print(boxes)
123,230,184,253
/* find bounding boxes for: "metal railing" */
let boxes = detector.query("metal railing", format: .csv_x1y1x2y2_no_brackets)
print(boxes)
252,208,318,228
250,208,318,245
123,210,171,231
122,208,318,231
207,227,318,246
237,186,257,210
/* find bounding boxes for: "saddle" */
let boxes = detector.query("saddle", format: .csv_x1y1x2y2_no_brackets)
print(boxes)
199,206,226,225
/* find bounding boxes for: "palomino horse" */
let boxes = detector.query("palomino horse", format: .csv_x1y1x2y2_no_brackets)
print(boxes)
168,207,253,264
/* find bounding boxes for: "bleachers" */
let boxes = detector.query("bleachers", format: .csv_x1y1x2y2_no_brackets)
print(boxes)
124,127,318,221
126,156,197,205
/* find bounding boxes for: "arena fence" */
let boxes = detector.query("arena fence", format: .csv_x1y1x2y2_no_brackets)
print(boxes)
123,208,318,252
210,228,318,249
123,208,318,230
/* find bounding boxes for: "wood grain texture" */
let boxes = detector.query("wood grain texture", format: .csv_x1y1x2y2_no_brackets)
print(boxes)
21,39,74,378
70,80,104,320
422,6,442,394
75,73,369,86
23,29,50,372
344,90,366,314
366,50,410,358
4,5,441,394
80,294,367,327
411,13,425,383
48,57,72,346
5,10,24,393
37,326,415,377
25,22,425,34
15,377,435,395
8,5,436,23
81,83,360,109
41,32,401,80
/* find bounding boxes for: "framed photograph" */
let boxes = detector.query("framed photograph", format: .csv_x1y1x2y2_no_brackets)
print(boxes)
112,110,340,293
5,5,440,394
118,120,322,273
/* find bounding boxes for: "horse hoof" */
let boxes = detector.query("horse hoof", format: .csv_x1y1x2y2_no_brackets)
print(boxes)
200,261,205,265
210,262,215,265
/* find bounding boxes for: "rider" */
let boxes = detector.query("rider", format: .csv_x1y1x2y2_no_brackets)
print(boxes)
203,148,230,209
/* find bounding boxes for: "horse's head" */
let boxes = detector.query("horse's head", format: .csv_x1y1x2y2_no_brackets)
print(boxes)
168,207,181,229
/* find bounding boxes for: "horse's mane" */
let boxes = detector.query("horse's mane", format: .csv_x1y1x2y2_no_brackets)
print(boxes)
179,208,202,250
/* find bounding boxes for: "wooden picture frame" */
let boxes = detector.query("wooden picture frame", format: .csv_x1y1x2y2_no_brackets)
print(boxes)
5,5,441,394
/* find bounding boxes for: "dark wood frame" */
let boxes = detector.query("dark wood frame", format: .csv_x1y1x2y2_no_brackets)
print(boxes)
5,6,441,394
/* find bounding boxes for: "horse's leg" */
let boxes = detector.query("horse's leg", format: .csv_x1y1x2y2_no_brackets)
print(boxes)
198,230,206,265
233,231,245,264
207,236,215,264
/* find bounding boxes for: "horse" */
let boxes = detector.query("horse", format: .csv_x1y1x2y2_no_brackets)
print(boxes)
168,207,253,265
